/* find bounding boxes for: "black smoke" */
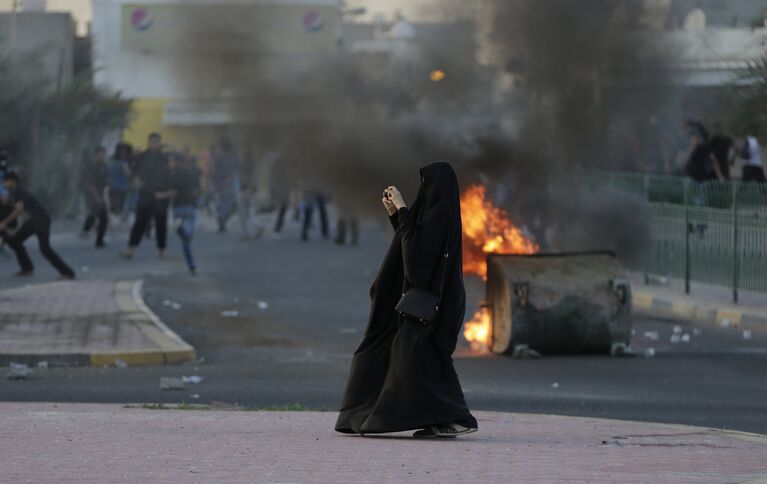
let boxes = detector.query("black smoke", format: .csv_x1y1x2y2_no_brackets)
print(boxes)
169,0,675,261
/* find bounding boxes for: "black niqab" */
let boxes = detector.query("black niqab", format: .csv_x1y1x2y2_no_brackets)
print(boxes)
335,161,477,434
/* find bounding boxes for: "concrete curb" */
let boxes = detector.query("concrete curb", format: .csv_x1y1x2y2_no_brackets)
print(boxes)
89,280,196,367
633,289,767,332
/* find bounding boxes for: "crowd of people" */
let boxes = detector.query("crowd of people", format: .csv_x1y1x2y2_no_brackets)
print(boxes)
683,120,766,183
0,133,359,279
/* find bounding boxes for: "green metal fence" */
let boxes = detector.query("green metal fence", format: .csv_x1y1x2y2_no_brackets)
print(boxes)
599,173,767,301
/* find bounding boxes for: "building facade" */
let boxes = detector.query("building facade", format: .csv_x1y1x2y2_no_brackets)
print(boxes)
91,0,343,150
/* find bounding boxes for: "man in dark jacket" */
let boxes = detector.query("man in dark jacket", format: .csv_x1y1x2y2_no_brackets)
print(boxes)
121,133,170,259
0,171,75,278
80,146,109,247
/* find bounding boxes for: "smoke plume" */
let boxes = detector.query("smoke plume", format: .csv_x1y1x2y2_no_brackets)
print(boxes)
169,0,676,260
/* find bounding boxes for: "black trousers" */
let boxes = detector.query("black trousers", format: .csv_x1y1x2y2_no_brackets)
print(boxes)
128,198,168,249
302,195,329,240
3,220,74,276
335,218,360,245
82,202,108,246
743,165,766,182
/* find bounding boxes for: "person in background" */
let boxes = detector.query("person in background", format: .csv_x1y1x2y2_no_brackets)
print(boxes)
167,152,200,275
685,128,722,183
108,143,133,225
709,123,736,181
236,148,256,240
0,171,75,279
0,150,14,256
212,137,240,233
301,184,329,242
740,133,766,182
121,132,170,259
80,146,109,248
271,158,295,238
335,208,360,246
0,149,9,194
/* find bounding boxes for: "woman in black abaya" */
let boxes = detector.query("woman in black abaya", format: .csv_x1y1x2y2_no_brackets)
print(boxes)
335,161,477,438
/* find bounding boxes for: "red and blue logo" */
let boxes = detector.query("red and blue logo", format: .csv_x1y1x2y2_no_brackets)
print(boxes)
303,11,324,32
130,8,153,31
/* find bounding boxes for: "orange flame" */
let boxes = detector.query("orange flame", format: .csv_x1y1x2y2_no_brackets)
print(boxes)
463,306,491,349
460,184,539,279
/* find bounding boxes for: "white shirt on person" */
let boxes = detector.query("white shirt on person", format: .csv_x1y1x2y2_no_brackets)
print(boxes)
746,136,764,167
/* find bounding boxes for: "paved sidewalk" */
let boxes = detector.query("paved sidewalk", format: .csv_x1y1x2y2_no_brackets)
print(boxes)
0,280,195,367
1,403,766,483
631,273,767,333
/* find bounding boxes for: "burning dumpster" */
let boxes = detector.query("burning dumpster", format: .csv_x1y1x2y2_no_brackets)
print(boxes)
485,251,632,355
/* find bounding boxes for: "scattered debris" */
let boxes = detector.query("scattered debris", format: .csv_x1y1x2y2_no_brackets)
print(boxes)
8,363,33,380
719,319,732,328
643,331,659,341
36,361,48,369
220,310,239,317
672,325,682,334
115,359,128,369
512,344,541,359
670,334,681,344
646,274,669,286
162,299,182,310
182,375,204,384
743,330,753,340
551,382,559,389
257,301,269,310
681,333,691,343
611,343,633,357
160,377,186,390
643,348,656,358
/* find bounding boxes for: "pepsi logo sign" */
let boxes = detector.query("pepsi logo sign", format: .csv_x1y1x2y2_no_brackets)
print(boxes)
131,8,153,32
303,11,324,32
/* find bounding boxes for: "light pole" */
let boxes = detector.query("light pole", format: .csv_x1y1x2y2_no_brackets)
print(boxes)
9,0,20,54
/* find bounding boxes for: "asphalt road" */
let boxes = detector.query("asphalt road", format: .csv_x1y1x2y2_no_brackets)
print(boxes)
1,214,766,434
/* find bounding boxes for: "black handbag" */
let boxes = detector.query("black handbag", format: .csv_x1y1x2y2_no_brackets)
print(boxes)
395,212,452,324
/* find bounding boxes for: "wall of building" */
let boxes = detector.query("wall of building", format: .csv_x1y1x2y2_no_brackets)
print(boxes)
0,12,74,90
92,0,342,150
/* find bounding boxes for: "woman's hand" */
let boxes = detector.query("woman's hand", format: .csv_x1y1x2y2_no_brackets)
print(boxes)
382,190,397,216
385,186,406,210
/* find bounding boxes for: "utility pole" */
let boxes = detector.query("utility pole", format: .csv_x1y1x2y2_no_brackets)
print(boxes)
10,0,20,54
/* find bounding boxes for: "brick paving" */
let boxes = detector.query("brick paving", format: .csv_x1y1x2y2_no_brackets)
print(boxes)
0,280,193,365
0,403,765,483
0,281,154,356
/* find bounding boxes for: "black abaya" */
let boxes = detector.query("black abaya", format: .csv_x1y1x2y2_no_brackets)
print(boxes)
335,161,477,434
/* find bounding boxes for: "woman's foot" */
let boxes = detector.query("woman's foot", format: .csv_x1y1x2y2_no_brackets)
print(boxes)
413,423,477,439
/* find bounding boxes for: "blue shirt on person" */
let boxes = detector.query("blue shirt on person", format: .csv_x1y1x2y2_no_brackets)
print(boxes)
107,158,130,191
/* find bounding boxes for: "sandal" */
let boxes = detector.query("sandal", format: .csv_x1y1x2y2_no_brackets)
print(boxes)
413,423,477,439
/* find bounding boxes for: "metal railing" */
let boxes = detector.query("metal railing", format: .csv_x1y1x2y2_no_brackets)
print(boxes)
597,173,767,301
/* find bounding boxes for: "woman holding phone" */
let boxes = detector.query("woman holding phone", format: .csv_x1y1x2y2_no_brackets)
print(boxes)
335,161,477,438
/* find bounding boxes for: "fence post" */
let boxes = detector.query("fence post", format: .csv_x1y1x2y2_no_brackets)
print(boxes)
732,181,739,303
643,173,650,285
684,178,690,294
